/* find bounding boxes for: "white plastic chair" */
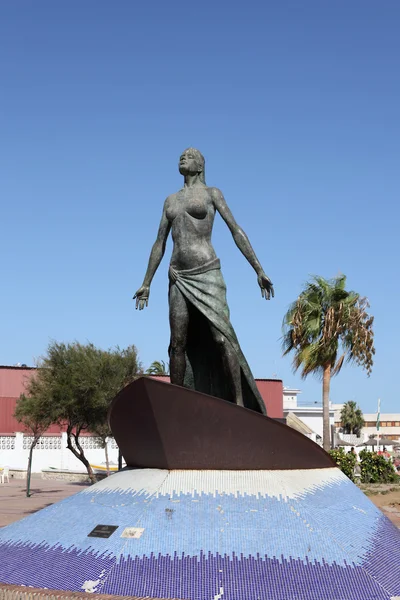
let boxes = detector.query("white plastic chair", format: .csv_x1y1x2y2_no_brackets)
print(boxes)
1,466,10,483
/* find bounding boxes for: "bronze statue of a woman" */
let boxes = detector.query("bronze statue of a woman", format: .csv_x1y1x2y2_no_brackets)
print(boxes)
134,148,274,414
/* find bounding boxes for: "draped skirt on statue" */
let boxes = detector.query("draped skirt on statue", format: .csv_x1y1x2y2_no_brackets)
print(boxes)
168,258,266,415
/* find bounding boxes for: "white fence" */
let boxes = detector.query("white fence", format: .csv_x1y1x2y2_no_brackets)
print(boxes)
0,433,120,473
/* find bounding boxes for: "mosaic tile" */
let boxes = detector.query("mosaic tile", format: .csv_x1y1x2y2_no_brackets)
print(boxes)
0,468,398,599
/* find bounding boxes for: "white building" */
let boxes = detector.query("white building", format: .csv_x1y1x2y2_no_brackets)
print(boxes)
361,414,400,443
333,405,400,446
283,387,335,444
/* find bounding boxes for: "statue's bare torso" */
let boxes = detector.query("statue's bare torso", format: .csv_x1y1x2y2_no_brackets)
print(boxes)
166,185,218,271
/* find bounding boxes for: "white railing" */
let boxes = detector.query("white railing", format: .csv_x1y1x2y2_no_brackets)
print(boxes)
22,436,63,450
0,433,119,472
0,436,15,450
74,437,104,450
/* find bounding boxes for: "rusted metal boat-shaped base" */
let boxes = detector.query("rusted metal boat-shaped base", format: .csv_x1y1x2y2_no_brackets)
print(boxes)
109,377,334,470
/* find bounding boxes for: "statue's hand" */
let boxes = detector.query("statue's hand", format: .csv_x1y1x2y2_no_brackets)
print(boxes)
257,272,274,300
133,285,150,310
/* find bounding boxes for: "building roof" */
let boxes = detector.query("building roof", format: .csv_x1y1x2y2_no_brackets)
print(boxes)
285,412,314,436
363,413,400,421
360,437,396,447
0,365,34,370
335,436,354,447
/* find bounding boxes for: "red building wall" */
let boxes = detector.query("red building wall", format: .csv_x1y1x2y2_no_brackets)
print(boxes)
0,367,64,434
254,379,284,418
0,367,283,433
0,366,34,397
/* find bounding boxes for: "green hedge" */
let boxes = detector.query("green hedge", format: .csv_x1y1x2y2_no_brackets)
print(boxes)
329,447,399,484
329,448,357,481
359,449,398,483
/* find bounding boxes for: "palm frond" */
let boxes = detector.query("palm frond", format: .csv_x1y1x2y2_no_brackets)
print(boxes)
332,353,345,376
282,274,375,380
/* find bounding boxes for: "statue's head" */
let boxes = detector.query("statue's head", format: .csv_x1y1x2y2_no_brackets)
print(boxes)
179,148,206,183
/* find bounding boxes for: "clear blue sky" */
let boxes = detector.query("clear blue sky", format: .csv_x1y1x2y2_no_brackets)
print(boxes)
1,1,399,413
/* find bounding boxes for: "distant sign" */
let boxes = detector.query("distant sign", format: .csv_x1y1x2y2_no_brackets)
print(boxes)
88,525,118,538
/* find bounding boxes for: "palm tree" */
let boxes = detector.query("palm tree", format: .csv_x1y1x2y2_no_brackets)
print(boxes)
146,360,169,376
282,275,375,451
340,401,365,436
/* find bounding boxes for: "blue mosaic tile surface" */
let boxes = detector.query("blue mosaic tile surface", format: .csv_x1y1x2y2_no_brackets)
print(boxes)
0,468,399,599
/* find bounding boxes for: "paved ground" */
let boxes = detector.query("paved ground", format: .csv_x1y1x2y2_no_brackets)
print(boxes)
0,475,90,527
0,475,399,529
361,483,400,528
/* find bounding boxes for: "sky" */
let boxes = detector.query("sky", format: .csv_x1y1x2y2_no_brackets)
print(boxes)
1,1,399,413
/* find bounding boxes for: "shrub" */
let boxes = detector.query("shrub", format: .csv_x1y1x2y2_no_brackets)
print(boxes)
359,449,399,484
329,448,357,481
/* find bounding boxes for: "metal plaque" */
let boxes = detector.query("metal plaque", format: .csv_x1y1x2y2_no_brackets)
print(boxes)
88,524,118,538
121,527,145,539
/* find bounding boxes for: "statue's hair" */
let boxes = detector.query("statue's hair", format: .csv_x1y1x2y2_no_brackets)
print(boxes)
182,147,206,184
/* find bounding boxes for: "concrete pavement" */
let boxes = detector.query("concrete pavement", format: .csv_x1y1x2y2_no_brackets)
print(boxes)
0,475,90,527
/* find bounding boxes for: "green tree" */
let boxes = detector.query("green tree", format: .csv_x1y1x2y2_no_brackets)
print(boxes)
282,275,375,451
146,360,169,376
88,345,141,475
329,447,357,481
340,401,365,436
14,391,53,497
21,341,140,483
359,449,398,483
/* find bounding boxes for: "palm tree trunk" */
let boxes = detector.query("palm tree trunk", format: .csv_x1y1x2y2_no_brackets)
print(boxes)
322,364,331,452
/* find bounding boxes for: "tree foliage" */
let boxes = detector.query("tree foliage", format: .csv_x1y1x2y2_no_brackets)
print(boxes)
340,401,365,435
145,360,169,376
18,341,140,483
282,275,375,451
14,392,53,438
329,447,357,481
359,450,398,484
282,275,375,378
87,345,141,474
330,448,399,484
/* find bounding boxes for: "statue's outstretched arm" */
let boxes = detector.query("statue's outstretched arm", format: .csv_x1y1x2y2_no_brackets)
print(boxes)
212,188,274,300
133,199,171,309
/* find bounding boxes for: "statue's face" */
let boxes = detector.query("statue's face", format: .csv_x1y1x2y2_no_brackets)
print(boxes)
179,149,201,176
